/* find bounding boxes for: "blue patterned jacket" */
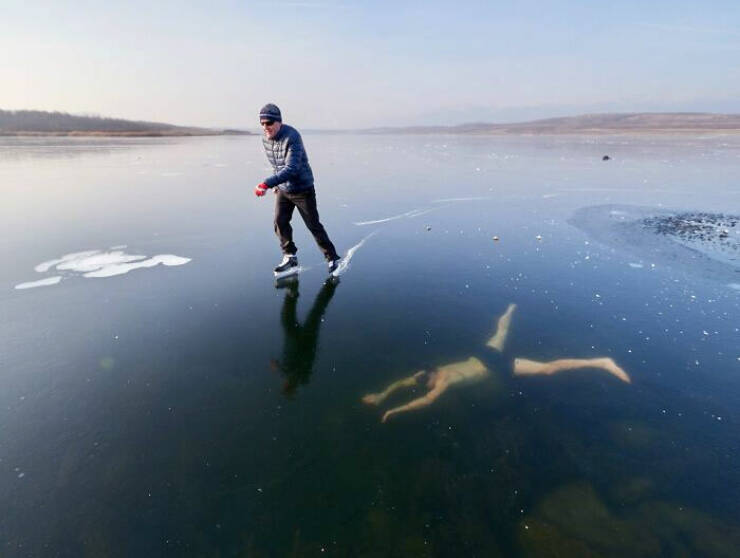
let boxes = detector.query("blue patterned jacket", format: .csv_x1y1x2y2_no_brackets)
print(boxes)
261,124,314,193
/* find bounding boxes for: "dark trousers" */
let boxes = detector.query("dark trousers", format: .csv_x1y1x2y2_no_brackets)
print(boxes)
274,188,338,261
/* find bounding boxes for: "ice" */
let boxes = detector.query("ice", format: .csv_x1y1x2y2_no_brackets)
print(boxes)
570,204,740,285
14,276,63,290
16,250,191,289
83,254,191,278
3,133,740,556
331,233,375,277
35,250,101,272
353,207,436,226
431,196,495,203
274,266,305,281
56,251,148,272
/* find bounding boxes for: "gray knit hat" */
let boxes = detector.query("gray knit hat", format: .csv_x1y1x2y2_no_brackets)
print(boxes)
259,103,282,122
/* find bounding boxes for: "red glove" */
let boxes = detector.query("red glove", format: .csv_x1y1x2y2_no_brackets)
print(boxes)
255,183,268,197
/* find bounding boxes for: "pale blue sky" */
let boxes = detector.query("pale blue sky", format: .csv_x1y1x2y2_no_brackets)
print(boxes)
1,0,739,128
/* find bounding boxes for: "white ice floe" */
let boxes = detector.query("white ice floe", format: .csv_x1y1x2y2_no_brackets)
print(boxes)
628,262,644,269
14,276,63,290
15,249,191,290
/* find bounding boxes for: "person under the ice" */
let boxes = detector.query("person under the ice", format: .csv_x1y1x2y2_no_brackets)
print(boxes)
362,303,631,423
271,276,339,396
254,104,341,274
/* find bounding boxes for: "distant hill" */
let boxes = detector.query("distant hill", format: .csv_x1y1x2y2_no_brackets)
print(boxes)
361,113,740,135
0,109,252,136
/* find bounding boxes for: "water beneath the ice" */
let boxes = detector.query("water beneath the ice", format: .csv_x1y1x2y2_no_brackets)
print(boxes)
1,134,739,556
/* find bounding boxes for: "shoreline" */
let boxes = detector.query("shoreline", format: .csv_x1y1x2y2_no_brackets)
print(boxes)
3,129,740,138
355,127,740,136
0,130,252,137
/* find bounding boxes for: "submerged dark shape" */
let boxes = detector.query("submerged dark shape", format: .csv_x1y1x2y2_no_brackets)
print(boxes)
519,481,740,557
568,204,739,283
602,155,611,161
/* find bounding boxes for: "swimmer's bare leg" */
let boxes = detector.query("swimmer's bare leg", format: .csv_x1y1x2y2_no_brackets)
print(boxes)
486,303,517,352
513,357,631,384
361,370,426,406
382,380,449,423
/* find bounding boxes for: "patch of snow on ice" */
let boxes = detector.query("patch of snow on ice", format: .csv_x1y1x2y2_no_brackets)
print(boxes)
15,276,63,290
35,250,101,272
56,251,148,272
15,249,191,290
83,255,191,278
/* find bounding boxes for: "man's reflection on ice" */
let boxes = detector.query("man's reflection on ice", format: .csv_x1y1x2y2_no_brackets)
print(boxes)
271,276,339,396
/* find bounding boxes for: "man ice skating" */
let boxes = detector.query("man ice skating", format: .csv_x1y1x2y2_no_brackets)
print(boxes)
255,104,340,275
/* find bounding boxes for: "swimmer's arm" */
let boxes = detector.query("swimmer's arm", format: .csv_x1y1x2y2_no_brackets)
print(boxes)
382,381,448,423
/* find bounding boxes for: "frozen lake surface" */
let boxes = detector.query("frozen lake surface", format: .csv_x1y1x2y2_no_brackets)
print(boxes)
1,134,739,556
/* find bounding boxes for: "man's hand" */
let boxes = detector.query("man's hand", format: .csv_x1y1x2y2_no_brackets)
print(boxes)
255,183,268,197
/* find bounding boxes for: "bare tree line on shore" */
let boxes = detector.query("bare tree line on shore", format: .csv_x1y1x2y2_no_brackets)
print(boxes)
0,109,181,132
0,109,251,136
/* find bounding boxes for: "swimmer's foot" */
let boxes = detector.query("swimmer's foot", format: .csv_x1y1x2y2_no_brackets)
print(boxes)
596,357,631,384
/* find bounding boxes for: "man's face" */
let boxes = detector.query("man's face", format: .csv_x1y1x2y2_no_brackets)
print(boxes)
261,119,281,139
